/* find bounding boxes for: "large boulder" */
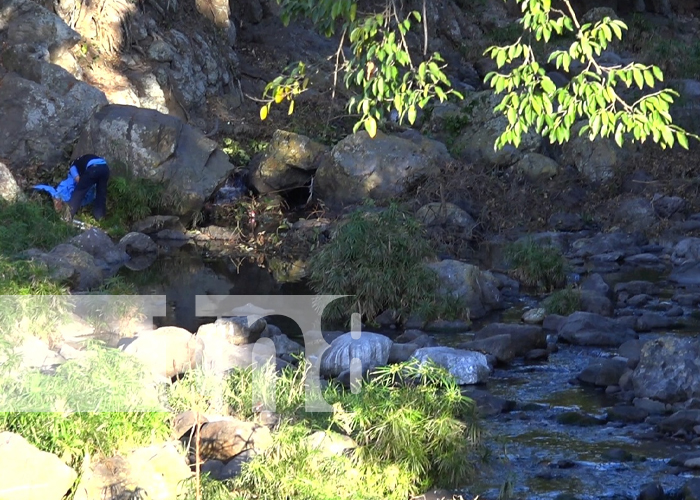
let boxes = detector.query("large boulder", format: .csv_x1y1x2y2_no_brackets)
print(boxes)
472,323,546,356
0,431,77,500
72,442,191,500
632,336,700,404
559,122,635,183
320,332,393,377
0,0,80,61
450,91,542,167
73,104,235,216
314,129,450,209
250,130,328,194
21,244,104,291
426,260,503,319
558,311,638,347
122,327,204,380
0,69,107,172
411,347,491,385
69,228,130,269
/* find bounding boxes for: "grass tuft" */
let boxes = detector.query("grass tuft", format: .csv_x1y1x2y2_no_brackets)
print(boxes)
504,238,568,292
307,202,466,327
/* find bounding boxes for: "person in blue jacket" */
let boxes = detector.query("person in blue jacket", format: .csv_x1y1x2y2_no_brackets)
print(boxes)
33,154,110,221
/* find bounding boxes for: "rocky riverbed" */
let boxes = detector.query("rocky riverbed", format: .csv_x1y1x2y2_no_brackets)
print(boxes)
110,228,700,500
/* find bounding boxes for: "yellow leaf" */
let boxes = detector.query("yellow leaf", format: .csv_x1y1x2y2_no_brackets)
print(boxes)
365,116,377,138
288,99,295,115
260,105,269,121
274,88,285,104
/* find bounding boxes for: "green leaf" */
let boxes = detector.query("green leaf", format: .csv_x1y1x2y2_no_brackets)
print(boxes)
633,69,643,89
678,131,689,149
643,70,655,88
496,50,506,68
652,66,664,82
541,77,556,94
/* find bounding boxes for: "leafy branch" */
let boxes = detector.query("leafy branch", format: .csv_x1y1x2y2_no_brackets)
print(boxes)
483,0,700,150
258,0,463,138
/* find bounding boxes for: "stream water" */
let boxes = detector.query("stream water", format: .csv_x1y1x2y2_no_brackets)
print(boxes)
118,243,700,500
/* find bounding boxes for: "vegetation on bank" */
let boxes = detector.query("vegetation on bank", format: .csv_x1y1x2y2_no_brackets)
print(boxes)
0,334,483,500
504,238,569,292
307,202,468,327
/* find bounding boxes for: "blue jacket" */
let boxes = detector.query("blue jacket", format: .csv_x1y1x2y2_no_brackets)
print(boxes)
33,171,96,206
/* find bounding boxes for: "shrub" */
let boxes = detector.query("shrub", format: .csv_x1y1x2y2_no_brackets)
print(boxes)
307,203,465,326
504,239,568,292
543,286,582,316
183,358,484,499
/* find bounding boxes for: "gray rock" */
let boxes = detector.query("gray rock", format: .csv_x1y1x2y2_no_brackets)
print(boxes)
658,410,700,434
606,405,649,424
619,339,645,368
450,91,542,168
624,253,661,266
388,343,419,364
198,317,266,347
561,121,634,183
23,244,104,291
411,347,491,385
0,70,107,171
250,130,328,194
512,153,560,180
614,280,659,297
522,307,546,324
634,312,677,332
69,228,130,267
577,357,628,387
122,326,204,379
558,311,637,347
416,202,476,231
427,260,503,320
651,195,687,219
315,129,450,209
613,197,657,233
0,0,80,60
669,262,700,286
0,162,22,202
671,238,700,267
459,334,515,364
579,290,613,317
571,231,645,259
474,323,546,356
682,478,700,500
218,450,255,480
320,332,393,377
73,104,235,216
131,216,185,235
633,397,668,415
119,232,158,254
632,336,700,404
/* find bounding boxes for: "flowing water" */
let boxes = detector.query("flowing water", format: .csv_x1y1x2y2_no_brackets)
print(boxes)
119,244,700,500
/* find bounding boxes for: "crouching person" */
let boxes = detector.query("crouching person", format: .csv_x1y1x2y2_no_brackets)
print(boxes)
66,154,110,221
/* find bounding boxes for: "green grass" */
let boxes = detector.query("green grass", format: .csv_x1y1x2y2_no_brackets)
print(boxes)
167,358,482,500
0,198,78,255
307,202,467,327
504,238,569,292
543,286,582,315
77,175,172,238
0,340,170,466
